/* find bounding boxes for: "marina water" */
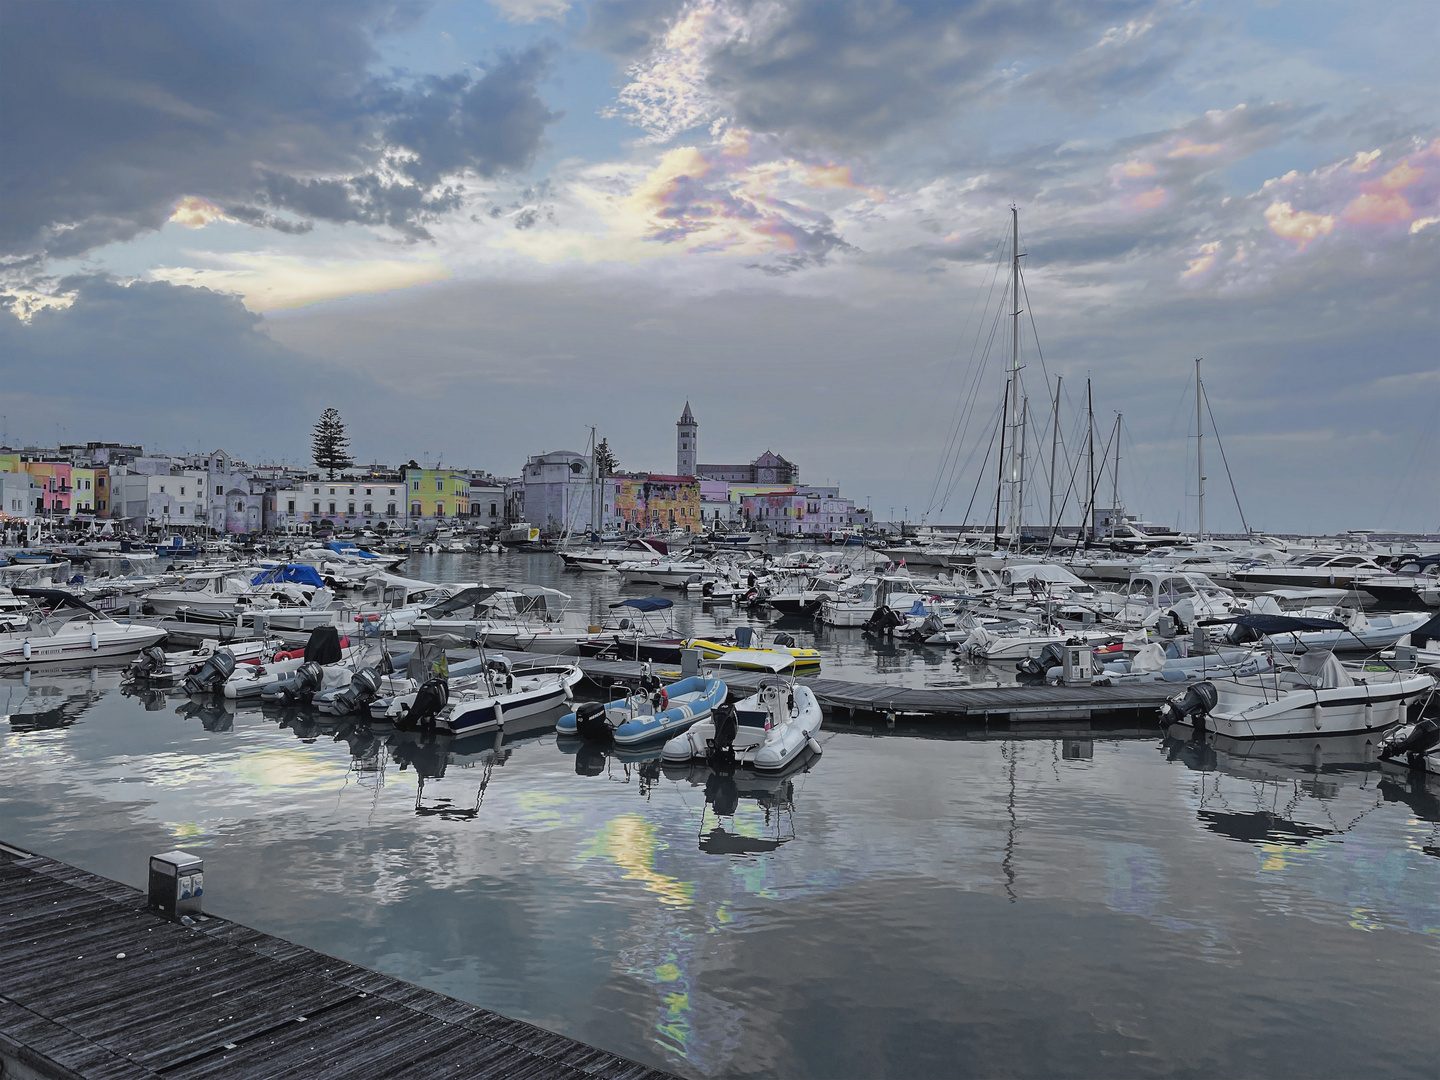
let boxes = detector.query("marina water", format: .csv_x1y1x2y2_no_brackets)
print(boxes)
1,551,1436,1078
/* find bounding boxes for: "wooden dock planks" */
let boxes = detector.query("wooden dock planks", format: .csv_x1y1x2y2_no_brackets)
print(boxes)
0,849,676,1080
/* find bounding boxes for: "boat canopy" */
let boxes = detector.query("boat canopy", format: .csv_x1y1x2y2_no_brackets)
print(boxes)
252,564,325,588
1409,612,1440,648
611,597,673,612
424,587,502,617
13,587,106,616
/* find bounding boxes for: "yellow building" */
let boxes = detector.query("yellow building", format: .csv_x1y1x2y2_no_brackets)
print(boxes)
614,474,701,532
405,468,470,520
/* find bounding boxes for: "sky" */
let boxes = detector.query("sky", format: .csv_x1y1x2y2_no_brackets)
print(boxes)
1,0,1436,535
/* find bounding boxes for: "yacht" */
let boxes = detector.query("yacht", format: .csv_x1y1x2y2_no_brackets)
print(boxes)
1,588,167,664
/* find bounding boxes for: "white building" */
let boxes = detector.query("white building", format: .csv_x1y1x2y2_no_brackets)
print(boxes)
112,468,210,531
270,480,407,530
522,450,617,536
0,472,40,519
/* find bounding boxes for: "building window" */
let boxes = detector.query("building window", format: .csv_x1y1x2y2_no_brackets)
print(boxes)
348,503,355,515
99,500,107,511
288,500,296,513
329,488,335,495
329,502,336,514
159,485,165,493
365,488,372,496
436,503,445,516
179,506,186,515
387,503,396,515
348,488,355,495
490,502,497,515
436,479,444,491
363,502,372,512
313,502,321,514
412,502,422,516
412,480,420,491
216,485,223,495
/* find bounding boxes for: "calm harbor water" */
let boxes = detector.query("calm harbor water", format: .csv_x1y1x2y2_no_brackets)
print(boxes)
1,552,1437,1078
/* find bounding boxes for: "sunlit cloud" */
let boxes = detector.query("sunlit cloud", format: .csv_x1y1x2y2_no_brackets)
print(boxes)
169,196,231,229
1168,138,1222,158
4,287,77,322
1343,191,1413,224
148,254,451,311
1347,150,1382,173
1117,160,1158,178
1181,241,1221,279
1129,187,1167,211
1264,201,1336,251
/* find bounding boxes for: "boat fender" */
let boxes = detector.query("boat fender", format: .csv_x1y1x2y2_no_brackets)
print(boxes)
22,640,31,660
90,632,99,651
806,735,823,756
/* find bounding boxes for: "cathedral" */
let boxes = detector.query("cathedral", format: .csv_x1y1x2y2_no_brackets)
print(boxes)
676,402,800,485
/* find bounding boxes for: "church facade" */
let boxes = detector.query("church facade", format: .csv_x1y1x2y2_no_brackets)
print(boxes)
675,402,800,485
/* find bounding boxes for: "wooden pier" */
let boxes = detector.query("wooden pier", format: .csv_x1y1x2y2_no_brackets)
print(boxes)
0,843,673,1080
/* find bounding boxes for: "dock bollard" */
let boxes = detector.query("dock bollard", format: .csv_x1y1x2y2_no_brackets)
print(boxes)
148,850,204,920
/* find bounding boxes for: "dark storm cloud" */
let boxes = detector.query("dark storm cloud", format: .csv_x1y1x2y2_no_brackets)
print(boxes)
0,1,559,260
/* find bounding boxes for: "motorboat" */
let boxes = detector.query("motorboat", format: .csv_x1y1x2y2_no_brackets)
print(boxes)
1107,570,1241,627
576,597,687,663
222,626,363,699
685,626,821,673
618,557,721,589
141,568,262,619
1355,555,1440,609
556,673,727,745
1219,606,1432,653
0,588,167,665
391,659,582,738
1229,551,1392,592
1159,616,1436,738
662,677,823,771
124,636,285,687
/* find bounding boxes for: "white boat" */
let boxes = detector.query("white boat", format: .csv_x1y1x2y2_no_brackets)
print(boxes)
618,558,721,589
141,568,262,618
395,659,582,738
1160,617,1435,738
124,636,285,686
662,678,823,771
1224,607,1432,653
0,589,167,665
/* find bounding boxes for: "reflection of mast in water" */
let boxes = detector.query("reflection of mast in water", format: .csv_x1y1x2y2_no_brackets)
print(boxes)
390,728,510,821
1002,740,1017,902
660,761,798,855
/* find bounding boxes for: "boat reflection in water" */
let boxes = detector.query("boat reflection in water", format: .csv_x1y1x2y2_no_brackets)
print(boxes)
1163,724,1439,850
2,663,120,732
389,713,558,819
665,763,800,855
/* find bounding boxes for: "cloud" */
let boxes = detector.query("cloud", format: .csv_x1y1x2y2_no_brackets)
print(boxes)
1264,202,1336,250
0,3,559,262
489,0,572,23
148,255,452,311
1181,240,1221,278
169,197,231,229
597,0,1170,149
1167,138,1222,158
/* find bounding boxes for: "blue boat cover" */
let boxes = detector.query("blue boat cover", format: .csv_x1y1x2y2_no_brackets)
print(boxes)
611,597,674,612
326,541,377,558
908,600,928,616
252,564,325,588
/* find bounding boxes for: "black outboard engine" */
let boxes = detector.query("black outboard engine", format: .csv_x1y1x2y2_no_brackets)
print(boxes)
328,666,384,715
709,702,739,760
1158,681,1219,728
1016,641,1067,678
864,607,905,634
182,649,237,696
400,677,450,732
702,580,715,598
1379,717,1440,763
267,661,324,706
772,632,796,648
574,701,610,740
126,645,169,680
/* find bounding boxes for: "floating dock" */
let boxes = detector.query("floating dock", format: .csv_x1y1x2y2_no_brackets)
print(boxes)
0,843,673,1080
497,651,1179,723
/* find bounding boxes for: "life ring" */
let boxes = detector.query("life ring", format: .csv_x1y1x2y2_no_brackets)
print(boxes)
651,558,660,565
660,688,669,709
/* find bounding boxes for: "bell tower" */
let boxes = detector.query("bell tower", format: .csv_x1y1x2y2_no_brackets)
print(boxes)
677,401,697,476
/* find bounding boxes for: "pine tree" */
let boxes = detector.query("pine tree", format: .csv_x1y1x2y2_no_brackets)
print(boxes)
311,408,353,479
595,438,619,477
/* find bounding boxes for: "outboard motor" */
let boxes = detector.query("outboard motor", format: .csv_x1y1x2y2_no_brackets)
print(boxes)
324,666,384,715
574,701,610,741
1378,717,1440,763
182,649,237,696
704,772,740,817
864,607,905,635
709,702,738,759
1158,681,1219,728
1016,641,1067,678
126,645,169,680
772,632,796,649
399,677,449,732
701,580,715,598
265,661,324,706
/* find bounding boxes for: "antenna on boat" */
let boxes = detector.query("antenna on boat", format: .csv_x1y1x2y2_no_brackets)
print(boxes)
1006,205,1026,544
1048,376,1061,539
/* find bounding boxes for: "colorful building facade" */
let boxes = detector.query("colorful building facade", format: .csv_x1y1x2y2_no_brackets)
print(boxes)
405,468,471,520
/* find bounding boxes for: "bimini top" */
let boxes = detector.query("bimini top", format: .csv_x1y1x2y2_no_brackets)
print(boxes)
1207,613,1347,633
611,597,674,612
252,564,325,588
13,587,106,616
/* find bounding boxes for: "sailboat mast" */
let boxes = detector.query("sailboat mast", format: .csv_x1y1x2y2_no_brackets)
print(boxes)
995,379,1009,547
1086,378,1095,542
1195,358,1205,541
590,425,598,537
1007,205,1024,541
1048,375,1061,536
1111,413,1122,538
